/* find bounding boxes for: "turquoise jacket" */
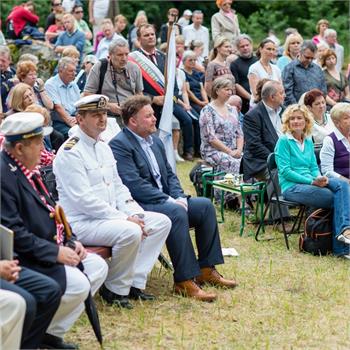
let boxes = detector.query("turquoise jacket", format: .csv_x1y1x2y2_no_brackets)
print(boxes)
275,134,320,193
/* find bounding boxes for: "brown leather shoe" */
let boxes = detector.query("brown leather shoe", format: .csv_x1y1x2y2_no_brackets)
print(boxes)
196,267,238,289
182,152,194,161
174,280,217,302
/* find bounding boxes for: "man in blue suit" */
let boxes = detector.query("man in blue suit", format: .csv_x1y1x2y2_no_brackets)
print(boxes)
109,95,237,302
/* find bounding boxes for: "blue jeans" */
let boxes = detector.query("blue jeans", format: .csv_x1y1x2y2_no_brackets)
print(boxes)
283,178,350,256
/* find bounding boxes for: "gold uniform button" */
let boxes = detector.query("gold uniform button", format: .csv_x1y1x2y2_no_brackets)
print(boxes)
49,213,55,218
53,235,57,241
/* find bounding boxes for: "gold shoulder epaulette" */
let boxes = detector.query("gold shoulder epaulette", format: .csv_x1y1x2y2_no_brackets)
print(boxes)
64,136,79,150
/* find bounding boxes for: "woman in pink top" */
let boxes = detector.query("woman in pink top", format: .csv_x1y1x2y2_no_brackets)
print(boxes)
312,19,329,45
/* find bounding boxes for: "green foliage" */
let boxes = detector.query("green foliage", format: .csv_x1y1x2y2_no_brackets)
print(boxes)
1,1,349,58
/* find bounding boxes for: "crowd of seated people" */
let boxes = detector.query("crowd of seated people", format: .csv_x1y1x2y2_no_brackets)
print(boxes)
0,2,349,348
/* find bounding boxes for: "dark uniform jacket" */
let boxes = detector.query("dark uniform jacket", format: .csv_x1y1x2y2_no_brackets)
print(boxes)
0,151,66,292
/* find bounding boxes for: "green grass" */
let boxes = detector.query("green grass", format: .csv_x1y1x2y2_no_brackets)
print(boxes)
67,161,350,349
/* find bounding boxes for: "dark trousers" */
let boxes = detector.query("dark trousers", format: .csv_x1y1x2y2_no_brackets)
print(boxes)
1,267,61,349
52,120,70,140
173,103,194,154
142,197,224,282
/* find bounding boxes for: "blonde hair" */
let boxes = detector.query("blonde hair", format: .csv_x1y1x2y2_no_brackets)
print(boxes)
316,19,329,33
25,104,51,126
209,36,231,61
62,46,80,59
330,103,350,124
8,83,34,112
282,104,314,136
283,33,303,58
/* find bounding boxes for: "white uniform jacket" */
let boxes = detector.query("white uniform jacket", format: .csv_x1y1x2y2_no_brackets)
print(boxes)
53,127,143,224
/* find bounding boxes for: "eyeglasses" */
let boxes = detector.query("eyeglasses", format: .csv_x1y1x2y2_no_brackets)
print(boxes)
74,10,83,14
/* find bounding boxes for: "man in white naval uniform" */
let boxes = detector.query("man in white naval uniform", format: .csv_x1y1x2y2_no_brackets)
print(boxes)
53,94,171,309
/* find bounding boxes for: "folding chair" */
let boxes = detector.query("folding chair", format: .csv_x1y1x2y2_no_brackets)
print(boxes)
255,153,305,249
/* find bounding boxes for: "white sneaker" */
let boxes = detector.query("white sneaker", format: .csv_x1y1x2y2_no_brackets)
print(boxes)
337,230,350,245
174,150,184,162
342,254,350,260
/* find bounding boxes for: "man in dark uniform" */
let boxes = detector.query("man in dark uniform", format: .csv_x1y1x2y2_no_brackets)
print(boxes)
0,112,108,349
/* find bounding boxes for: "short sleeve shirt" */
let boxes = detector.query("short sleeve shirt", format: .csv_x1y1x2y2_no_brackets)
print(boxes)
84,60,143,104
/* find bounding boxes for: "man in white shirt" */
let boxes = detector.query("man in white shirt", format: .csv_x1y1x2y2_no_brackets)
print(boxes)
182,10,209,58
95,20,124,60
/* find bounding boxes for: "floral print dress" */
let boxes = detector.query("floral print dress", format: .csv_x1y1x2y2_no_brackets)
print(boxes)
199,103,242,175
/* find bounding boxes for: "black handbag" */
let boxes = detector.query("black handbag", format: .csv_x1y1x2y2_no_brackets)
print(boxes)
299,208,333,256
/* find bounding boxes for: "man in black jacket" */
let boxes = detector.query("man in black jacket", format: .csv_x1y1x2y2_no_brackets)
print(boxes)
243,80,289,221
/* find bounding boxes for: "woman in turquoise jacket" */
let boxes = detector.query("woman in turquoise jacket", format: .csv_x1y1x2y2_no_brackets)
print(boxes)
275,104,350,258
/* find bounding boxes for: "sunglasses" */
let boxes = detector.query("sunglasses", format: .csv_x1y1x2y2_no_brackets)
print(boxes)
53,3,61,6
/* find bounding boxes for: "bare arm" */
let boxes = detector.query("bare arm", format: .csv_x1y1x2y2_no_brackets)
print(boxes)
88,0,95,24
55,104,77,126
235,83,251,100
204,81,212,99
248,73,259,102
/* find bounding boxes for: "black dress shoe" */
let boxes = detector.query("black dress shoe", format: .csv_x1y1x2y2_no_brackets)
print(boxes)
99,284,133,309
182,152,194,161
40,333,78,349
129,287,156,301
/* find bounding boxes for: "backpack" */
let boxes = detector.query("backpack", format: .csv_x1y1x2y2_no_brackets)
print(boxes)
97,58,108,94
189,163,213,197
299,208,333,256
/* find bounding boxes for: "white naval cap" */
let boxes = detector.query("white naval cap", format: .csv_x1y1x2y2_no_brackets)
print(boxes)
1,112,52,142
183,9,192,16
74,94,109,112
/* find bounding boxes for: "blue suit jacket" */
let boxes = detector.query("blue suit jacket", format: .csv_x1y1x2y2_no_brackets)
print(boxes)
0,151,66,292
109,128,185,205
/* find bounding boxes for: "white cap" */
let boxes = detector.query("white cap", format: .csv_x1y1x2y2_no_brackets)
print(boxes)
74,94,109,112
1,112,52,142
184,9,192,16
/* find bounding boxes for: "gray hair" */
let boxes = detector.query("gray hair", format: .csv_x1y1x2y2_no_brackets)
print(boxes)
211,77,235,99
261,80,282,101
192,10,203,16
235,34,253,48
300,40,317,53
324,28,337,38
330,103,350,123
0,45,11,58
182,50,196,63
18,53,39,65
109,37,129,54
57,57,76,71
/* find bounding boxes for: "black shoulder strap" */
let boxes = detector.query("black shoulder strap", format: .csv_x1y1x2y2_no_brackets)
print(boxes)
97,58,108,94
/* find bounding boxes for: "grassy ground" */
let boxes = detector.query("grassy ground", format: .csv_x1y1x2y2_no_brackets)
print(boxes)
67,161,350,350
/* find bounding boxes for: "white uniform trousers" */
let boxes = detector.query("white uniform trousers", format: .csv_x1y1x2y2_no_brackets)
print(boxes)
72,211,171,295
47,253,108,338
0,289,26,350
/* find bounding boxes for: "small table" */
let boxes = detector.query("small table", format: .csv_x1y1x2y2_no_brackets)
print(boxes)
212,180,266,236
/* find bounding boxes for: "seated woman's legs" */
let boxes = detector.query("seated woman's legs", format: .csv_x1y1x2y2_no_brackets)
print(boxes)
327,178,350,256
283,184,334,208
